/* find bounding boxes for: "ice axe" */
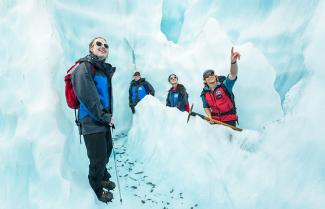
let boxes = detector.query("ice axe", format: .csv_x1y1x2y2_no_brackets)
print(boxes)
186,104,242,132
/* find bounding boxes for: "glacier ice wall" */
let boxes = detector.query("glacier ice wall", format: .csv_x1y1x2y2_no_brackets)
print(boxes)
0,0,324,209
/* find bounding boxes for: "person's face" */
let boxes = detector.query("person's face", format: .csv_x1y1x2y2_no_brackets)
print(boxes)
204,72,217,85
169,75,178,85
90,38,109,59
133,75,141,81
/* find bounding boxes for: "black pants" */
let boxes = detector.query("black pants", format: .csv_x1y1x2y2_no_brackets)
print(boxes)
84,130,113,198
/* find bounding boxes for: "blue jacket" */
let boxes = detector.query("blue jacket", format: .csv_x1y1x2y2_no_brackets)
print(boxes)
71,54,116,135
129,78,155,106
166,84,188,112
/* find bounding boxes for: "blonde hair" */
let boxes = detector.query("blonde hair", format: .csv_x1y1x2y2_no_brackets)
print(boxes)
89,37,107,53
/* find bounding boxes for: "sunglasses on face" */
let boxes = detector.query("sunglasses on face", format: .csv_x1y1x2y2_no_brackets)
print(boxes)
203,71,214,79
169,76,177,81
95,41,109,49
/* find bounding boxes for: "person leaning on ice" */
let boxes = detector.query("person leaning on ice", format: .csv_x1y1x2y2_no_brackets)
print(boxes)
71,37,116,203
200,47,240,127
128,71,155,114
166,74,190,112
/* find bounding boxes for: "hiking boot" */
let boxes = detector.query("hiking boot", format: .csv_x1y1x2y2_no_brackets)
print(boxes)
98,190,113,203
101,180,116,190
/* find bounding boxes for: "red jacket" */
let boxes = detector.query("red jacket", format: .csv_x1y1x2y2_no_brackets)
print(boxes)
201,84,237,122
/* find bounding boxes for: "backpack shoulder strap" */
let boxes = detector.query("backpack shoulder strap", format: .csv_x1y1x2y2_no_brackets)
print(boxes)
80,61,96,78
217,75,232,98
91,64,95,76
220,83,236,111
200,85,209,97
67,61,80,74
217,75,226,83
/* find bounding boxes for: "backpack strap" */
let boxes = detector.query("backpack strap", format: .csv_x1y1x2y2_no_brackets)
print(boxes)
66,62,80,74
66,61,95,76
90,64,95,76
73,60,96,144
220,83,236,112
80,61,96,79
217,75,226,83
217,75,236,111
74,108,82,144
219,83,238,124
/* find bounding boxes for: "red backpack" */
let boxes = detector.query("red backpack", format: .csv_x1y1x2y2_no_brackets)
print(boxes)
64,61,95,143
64,61,95,109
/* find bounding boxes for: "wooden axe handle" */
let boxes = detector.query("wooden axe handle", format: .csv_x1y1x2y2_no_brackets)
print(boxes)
190,111,242,132
206,117,242,132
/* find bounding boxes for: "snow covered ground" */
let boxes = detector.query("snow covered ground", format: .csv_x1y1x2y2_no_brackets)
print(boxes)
1,0,325,209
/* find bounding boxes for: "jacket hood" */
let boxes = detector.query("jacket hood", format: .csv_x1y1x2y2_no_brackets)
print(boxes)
169,83,185,92
79,55,116,77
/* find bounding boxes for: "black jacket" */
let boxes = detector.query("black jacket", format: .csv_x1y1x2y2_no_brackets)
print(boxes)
129,78,155,106
72,54,116,135
166,84,188,111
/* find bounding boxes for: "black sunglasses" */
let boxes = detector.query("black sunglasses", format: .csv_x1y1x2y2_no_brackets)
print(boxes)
95,41,109,49
203,70,214,79
170,76,177,80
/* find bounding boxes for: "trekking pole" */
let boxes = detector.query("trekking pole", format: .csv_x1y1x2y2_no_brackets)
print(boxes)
111,125,123,205
187,104,243,132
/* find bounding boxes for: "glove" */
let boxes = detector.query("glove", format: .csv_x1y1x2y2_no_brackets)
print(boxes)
100,112,112,127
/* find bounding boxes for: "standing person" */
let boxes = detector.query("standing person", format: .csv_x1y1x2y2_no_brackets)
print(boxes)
200,47,241,127
128,71,155,113
71,37,116,203
166,74,189,112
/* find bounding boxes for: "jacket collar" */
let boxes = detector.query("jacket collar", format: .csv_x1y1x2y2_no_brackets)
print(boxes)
203,82,222,92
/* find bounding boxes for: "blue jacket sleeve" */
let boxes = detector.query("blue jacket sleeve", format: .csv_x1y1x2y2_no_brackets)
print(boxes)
223,74,237,94
201,94,210,108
